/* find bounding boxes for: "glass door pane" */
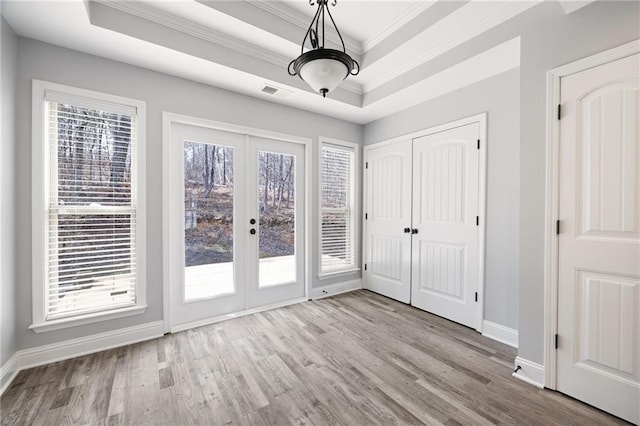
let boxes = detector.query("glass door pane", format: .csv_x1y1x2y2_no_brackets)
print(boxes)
257,150,296,287
184,141,235,300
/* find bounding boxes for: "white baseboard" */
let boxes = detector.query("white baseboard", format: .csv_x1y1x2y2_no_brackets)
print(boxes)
171,279,361,333
0,321,164,396
170,297,308,333
310,279,362,300
19,321,164,369
513,356,544,388
0,353,19,396
482,320,518,348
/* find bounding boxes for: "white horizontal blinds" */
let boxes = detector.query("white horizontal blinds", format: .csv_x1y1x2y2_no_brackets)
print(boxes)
47,101,137,319
321,145,355,272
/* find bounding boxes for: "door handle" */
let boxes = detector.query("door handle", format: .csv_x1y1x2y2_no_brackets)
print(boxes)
404,227,411,233
249,218,256,225
411,228,418,234
250,228,256,235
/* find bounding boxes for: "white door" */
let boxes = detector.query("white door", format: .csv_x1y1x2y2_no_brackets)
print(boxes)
364,140,413,303
245,136,305,308
168,123,305,330
410,123,481,329
557,53,640,424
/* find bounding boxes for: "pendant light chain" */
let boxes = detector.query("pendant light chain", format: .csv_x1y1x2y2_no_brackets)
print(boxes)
321,2,325,48
324,1,346,53
301,3,322,54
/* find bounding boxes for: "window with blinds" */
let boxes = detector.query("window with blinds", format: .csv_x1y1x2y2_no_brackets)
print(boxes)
321,144,355,273
44,95,139,320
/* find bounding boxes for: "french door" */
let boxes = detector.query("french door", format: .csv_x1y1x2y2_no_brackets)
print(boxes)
168,123,305,331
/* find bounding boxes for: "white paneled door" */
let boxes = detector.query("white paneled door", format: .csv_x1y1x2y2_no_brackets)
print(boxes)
364,117,483,329
168,123,305,331
364,140,413,303
411,124,480,328
557,53,640,424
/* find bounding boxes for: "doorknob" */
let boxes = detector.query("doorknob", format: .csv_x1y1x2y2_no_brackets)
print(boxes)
404,227,411,233
250,228,256,235
249,218,256,224
411,228,418,234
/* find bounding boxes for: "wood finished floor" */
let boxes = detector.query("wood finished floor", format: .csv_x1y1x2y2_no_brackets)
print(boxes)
1,290,628,425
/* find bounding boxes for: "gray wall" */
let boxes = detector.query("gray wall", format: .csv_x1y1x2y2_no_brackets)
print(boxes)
1,16,18,375
363,68,521,330
363,0,640,364
14,37,362,350
517,1,640,364
6,0,639,367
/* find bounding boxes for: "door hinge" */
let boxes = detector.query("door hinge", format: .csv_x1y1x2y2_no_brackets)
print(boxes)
556,219,560,235
475,292,478,302
477,139,480,150
555,333,559,349
476,216,479,226
557,104,561,120
365,162,368,169
364,263,367,271
365,213,368,220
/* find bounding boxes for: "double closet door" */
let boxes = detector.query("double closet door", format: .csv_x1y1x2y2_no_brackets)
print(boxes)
364,121,482,329
168,123,305,331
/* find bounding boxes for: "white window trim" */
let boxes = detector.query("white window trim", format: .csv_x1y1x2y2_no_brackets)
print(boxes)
318,137,360,279
31,80,147,333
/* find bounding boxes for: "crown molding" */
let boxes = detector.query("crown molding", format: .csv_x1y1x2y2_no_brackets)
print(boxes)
247,0,363,56
361,1,436,52
93,1,283,66
362,1,539,92
91,1,363,95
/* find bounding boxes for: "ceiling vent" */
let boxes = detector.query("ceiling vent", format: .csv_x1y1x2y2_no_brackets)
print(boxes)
261,85,279,95
260,84,292,98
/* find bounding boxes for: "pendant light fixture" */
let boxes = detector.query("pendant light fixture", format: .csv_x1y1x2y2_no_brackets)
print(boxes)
288,0,360,97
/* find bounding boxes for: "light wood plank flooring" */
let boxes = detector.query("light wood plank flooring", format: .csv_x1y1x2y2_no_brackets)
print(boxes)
1,290,628,425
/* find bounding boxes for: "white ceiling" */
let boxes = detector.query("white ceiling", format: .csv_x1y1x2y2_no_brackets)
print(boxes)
281,0,437,45
1,0,563,124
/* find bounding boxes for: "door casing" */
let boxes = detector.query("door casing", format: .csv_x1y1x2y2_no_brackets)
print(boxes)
362,113,487,332
543,39,640,389
162,113,312,333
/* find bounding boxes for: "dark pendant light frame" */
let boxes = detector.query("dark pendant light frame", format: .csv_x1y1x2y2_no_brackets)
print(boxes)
287,0,360,97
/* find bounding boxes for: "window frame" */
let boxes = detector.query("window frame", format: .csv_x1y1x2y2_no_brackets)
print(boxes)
31,80,147,333
318,137,360,278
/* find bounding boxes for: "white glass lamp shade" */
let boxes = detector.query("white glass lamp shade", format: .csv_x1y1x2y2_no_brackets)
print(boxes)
299,58,349,94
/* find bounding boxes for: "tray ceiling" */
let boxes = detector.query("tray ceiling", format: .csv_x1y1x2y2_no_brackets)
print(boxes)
2,0,565,124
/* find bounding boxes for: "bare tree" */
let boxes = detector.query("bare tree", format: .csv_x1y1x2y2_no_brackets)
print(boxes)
262,153,270,212
110,114,130,202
